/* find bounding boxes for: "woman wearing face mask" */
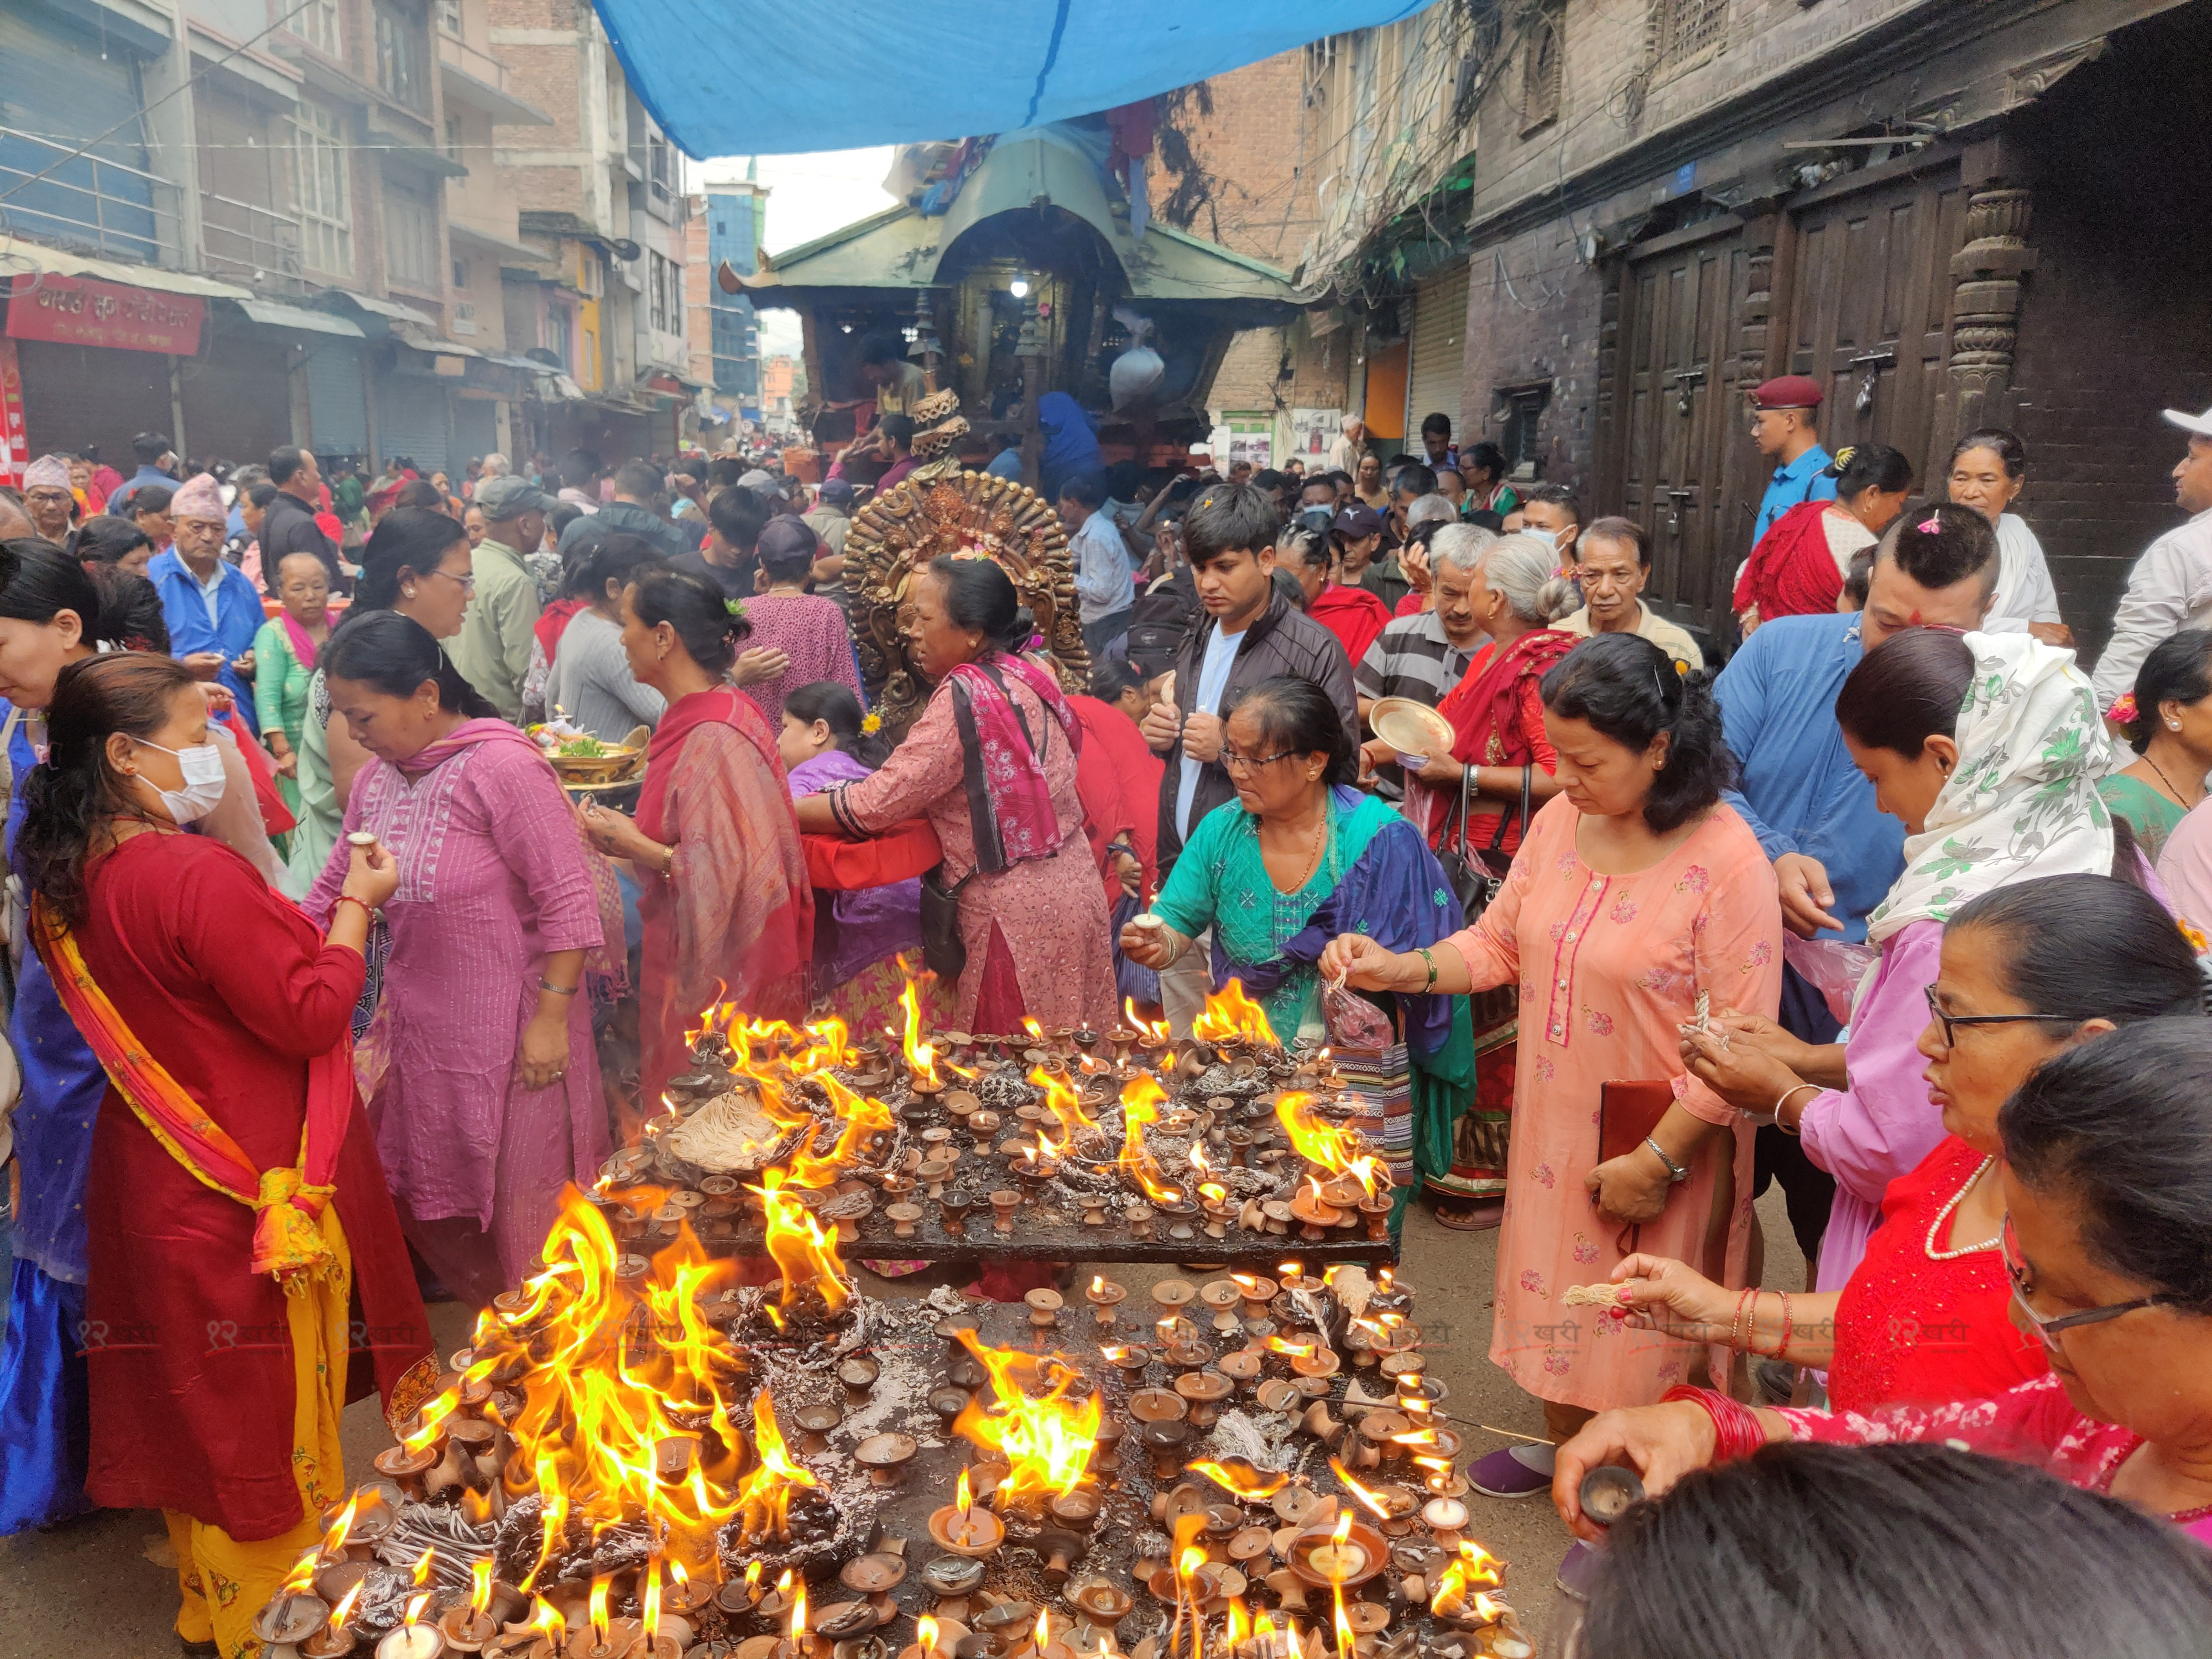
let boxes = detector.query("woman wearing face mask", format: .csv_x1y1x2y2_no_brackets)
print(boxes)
0,544,280,1537
1677,628,2120,1300
1601,874,2201,1412
12,653,432,1651
304,612,622,1307
280,508,476,899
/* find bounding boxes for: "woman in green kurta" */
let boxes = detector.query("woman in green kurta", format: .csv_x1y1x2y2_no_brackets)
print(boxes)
2098,628,2212,863
252,552,333,851
1119,676,1475,1224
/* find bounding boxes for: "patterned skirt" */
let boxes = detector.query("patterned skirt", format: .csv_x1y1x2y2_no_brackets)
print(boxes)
1425,985,1518,1201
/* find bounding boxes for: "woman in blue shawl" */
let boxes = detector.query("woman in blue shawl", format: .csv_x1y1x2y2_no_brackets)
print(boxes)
1119,676,1475,1227
1037,392,1103,503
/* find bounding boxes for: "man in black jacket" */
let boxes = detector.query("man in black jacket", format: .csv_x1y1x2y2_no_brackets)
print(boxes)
263,445,344,590
557,459,701,564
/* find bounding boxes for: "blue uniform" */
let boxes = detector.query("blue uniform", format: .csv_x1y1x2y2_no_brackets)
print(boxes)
1714,609,1905,942
148,549,265,734
1752,445,1838,548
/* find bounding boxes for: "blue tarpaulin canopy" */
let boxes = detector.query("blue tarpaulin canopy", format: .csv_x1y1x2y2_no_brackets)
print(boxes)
592,0,1437,158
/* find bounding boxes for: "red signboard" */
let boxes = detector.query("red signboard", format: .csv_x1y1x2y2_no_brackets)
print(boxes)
0,339,25,489
6,272,205,356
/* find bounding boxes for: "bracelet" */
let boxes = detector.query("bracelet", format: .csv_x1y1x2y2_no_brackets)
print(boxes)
659,843,676,879
1662,1384,1768,1463
1773,1082,1819,1136
1645,1135,1691,1185
1777,1291,1796,1363
1729,1286,1757,1353
1416,946,1437,992
538,978,580,996
330,894,373,924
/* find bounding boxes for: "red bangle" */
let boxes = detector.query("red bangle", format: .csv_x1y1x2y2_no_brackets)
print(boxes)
330,894,373,925
1662,1384,1767,1463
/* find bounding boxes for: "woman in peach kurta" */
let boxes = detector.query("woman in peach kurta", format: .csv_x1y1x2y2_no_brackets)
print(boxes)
1324,633,1783,1423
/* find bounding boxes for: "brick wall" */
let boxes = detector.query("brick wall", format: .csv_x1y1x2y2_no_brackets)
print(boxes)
1150,51,1313,269
489,0,588,223
1457,223,1606,495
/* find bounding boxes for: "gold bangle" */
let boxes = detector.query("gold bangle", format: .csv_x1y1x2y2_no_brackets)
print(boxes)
1773,1082,1819,1135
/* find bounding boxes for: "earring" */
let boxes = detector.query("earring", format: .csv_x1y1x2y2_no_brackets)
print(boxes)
403,586,417,598
2171,720,2183,731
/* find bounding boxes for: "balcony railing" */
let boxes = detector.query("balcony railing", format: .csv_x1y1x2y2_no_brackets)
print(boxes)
436,28,513,95
201,194,306,292
0,125,174,264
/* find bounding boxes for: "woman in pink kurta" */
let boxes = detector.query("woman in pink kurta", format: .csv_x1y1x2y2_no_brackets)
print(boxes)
794,556,1117,1034
309,613,619,1306
1324,633,1783,1426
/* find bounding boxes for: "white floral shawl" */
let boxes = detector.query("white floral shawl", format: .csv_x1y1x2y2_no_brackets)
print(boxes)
1865,632,2114,946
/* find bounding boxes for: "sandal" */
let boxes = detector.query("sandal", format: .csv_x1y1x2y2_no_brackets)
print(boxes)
1432,1197,1504,1231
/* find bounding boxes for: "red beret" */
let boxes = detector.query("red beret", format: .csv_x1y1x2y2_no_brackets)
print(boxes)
1752,374,1824,410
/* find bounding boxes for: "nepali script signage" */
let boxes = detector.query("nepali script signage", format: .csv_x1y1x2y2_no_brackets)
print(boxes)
7,273,205,356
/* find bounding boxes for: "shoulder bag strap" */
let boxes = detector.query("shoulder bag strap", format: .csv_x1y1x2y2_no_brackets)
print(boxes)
1484,762,1533,854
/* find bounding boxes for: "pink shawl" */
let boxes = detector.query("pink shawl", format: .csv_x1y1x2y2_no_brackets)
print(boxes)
946,653,1082,873
280,609,327,671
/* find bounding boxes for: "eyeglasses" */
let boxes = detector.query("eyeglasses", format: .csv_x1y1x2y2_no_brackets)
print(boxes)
1220,747,1298,776
2000,1214,2172,1350
423,568,477,594
1920,983,2065,1050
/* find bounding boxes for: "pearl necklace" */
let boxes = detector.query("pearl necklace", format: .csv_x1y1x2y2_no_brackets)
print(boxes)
1924,1154,2002,1260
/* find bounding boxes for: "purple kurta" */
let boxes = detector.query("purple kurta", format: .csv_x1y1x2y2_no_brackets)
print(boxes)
787,749,922,989
305,727,609,1298
1797,919,1947,1293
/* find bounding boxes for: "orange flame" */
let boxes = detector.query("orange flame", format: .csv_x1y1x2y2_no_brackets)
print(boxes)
1191,980,1277,1046
1429,1540,1505,1622
1117,1074,1183,1205
1329,1455,1396,1522
734,1389,820,1542
951,1332,1101,1501
898,979,940,1086
1123,998,1170,1044
1332,1583,1355,1659
640,1558,662,1640
1028,1066,1095,1140
790,1575,807,1639
1274,1093,1386,1193
469,1556,494,1619
1187,1460,1290,1500
404,1591,432,1631
749,1167,852,1311
917,1615,942,1659
329,1581,364,1630
589,1575,612,1646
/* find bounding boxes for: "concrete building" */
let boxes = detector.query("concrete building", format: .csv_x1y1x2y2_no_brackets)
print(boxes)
682,165,768,441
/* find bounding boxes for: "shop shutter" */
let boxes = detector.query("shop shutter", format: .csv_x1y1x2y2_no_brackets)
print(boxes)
451,398,499,469
14,340,170,471
1405,262,1472,449
305,344,369,461
374,373,451,475
180,338,294,469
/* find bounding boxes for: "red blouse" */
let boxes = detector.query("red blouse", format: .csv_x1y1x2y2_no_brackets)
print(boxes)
1827,1134,2047,1413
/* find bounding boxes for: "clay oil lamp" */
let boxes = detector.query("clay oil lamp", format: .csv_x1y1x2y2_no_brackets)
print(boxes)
929,1385,973,1426
1198,1188,1236,1241
1223,1126,1255,1168
372,1441,439,1500
1025,1288,1063,1333
886,1202,924,1239
1162,1337,1215,1372
919,1157,957,1199
989,1190,1022,1234
1578,1465,1646,1529
437,1562,507,1655
919,1557,986,1599
1215,1349,1264,1393
1173,1368,1234,1427
1155,1195,1202,1240
1101,1344,1152,1387
1048,1485,1102,1532
1147,1481,1208,1529
1358,1409,1412,1459
1273,1484,1320,1527
943,1091,982,1131
930,1469,1007,1558
854,1432,919,1488
1123,1202,1156,1241
1108,1027,1141,1065
1230,1275,1277,1321
1255,1378,1301,1415
791,1401,842,1456
1420,1498,1470,1545
839,1355,882,1399
255,1581,331,1653
1067,1578,1131,1633
1260,1201,1294,1237
945,1350,987,1390
1128,1386,1188,1428
839,1552,907,1633
1288,1185,1345,1239
1357,1193,1394,1240
1290,1513,1387,1593
1092,1417,1125,1476
940,1193,977,1235
970,1109,1001,1136
1085,1276,1128,1329
1075,1192,1111,1228
1197,1277,1243,1326
1139,1417,1192,1481
879,1171,917,1203
374,1593,448,1659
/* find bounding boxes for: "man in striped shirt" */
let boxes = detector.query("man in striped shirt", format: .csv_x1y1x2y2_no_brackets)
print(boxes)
1355,523,1496,797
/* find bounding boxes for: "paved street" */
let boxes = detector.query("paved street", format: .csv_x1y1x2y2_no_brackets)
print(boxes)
0,1193,1804,1658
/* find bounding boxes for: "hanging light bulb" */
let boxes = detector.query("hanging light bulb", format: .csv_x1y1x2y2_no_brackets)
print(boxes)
1009,276,1030,299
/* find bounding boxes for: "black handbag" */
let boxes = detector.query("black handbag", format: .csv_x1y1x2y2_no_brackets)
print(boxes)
919,865,972,982
1434,763,1531,928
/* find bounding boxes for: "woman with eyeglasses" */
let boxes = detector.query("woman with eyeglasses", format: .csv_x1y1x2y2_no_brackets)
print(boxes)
1558,1016,2212,1547
1120,675,1476,1213
278,509,476,897
1676,627,2120,1298
1595,874,2203,1412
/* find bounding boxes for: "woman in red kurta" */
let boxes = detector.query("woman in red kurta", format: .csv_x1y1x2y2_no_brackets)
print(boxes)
581,566,812,1107
16,653,433,1659
1606,872,2199,1412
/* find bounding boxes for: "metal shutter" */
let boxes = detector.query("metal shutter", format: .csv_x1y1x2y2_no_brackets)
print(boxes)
304,343,369,460
373,372,450,475
180,338,293,468
451,399,498,468
14,340,169,468
1405,263,1472,447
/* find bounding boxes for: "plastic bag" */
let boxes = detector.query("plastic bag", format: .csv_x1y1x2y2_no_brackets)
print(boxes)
1322,974,1396,1050
1109,308,1165,410
1784,934,1881,1027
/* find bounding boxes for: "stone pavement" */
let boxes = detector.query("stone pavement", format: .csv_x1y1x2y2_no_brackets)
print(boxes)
0,1192,1804,1658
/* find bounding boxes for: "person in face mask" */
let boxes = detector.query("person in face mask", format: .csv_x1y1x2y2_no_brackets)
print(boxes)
10,651,432,1658
1516,483,1582,573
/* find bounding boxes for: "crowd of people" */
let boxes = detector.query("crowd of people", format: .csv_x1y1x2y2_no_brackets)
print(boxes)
3,372,2212,1651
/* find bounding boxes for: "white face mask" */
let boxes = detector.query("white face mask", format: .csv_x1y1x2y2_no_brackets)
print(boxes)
136,738,226,825
1521,526,1561,555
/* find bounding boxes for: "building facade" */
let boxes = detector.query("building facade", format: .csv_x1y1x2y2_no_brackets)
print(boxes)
681,166,766,442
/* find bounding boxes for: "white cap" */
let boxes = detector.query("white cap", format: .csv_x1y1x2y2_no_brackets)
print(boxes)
2163,405,2212,439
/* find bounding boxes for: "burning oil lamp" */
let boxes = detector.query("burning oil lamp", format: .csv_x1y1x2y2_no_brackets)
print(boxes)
930,1468,1008,1558
255,1568,330,1651
1085,1276,1127,1328
439,1559,502,1653
989,1190,1022,1233
372,1442,438,1499
1101,1344,1152,1386
376,1592,447,1659
1231,1275,1277,1320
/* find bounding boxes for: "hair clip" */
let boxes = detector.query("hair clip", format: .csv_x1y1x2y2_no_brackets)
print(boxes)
1917,515,1943,534
2180,915,2209,956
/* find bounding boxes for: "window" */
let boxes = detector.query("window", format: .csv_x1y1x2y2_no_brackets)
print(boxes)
292,104,352,275
384,181,438,290
647,128,674,207
452,256,468,290
1647,0,1728,70
444,116,462,160
1520,9,1562,134
374,1,429,112
435,0,462,34
292,0,342,56
649,251,676,332
1495,382,1553,476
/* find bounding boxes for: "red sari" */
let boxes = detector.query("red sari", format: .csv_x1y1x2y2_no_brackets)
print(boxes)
1308,582,1394,666
65,832,432,1537
1827,1134,2046,1412
635,686,813,1103
1415,628,1574,857
1733,499,1850,622
1070,694,1164,905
